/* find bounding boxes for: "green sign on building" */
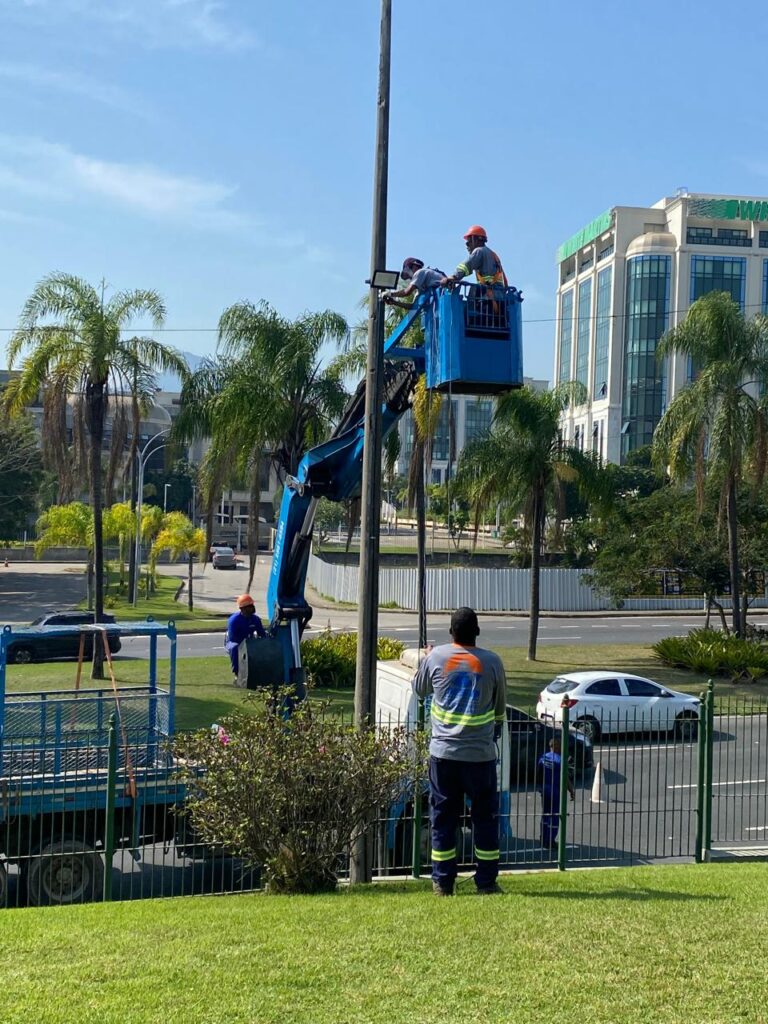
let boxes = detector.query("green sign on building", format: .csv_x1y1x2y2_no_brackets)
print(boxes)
556,209,614,264
689,198,768,222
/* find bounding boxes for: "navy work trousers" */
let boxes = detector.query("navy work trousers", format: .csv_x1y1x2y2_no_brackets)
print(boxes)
540,787,561,847
429,755,499,889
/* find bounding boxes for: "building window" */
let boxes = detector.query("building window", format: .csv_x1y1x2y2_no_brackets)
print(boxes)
591,421,599,453
690,255,746,309
431,468,442,485
687,226,751,248
593,266,612,400
764,260,768,315
579,257,593,272
558,289,574,383
465,399,493,443
400,410,414,465
621,255,671,461
575,279,592,389
760,231,768,249
597,244,614,262
433,399,458,462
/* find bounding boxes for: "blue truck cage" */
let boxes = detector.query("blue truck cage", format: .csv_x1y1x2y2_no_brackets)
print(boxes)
0,619,177,776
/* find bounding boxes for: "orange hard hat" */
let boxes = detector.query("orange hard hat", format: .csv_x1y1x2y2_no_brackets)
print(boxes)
237,594,255,609
463,225,488,241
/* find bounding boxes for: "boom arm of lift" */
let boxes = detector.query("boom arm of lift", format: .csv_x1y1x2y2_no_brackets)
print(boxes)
259,282,523,692
262,297,427,691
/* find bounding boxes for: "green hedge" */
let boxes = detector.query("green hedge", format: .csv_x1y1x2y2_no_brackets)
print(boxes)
653,628,768,681
301,631,406,689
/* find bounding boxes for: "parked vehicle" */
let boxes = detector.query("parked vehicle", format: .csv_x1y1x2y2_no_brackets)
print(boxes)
211,546,238,570
6,611,121,665
507,704,593,783
536,671,700,742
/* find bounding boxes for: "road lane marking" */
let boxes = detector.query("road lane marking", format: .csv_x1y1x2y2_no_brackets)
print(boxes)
669,778,766,789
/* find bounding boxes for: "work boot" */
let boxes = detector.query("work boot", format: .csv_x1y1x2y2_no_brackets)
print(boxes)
432,880,453,897
476,881,503,895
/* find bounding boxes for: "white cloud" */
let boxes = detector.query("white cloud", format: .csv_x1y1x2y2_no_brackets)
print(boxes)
0,135,251,230
0,0,256,51
0,62,149,117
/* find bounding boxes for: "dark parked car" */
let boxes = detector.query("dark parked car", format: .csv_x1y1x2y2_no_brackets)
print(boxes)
507,704,593,785
4,612,121,665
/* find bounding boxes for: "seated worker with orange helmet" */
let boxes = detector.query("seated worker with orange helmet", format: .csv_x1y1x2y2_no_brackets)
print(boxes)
441,226,507,293
225,594,266,675
383,257,446,310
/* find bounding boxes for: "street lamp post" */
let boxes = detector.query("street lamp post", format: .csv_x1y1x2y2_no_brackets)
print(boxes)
132,430,169,606
163,483,171,513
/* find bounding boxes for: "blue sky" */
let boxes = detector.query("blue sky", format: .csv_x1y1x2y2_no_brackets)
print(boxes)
1,0,767,383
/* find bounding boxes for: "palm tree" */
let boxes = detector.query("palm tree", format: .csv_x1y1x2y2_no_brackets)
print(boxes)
175,302,349,591
4,273,187,677
457,383,607,660
35,502,95,606
150,512,206,611
653,292,768,637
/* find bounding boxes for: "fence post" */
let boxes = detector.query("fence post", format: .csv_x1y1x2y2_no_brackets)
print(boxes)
103,713,118,902
704,679,715,857
695,684,709,863
558,699,570,872
411,697,425,879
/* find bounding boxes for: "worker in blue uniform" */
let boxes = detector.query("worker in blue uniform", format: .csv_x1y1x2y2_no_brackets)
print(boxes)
536,736,575,848
413,606,507,896
225,594,266,675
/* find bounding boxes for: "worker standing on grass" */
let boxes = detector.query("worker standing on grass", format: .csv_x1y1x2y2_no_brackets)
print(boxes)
412,606,507,896
383,257,446,310
225,594,266,676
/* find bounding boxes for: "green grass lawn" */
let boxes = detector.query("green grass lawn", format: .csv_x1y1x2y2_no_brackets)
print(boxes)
91,573,226,633
5,642,764,731
1,862,766,1024
4,655,354,730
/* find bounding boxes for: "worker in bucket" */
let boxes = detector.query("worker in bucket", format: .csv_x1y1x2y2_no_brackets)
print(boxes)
412,606,507,896
441,226,508,293
536,736,575,849
225,594,266,676
383,257,446,310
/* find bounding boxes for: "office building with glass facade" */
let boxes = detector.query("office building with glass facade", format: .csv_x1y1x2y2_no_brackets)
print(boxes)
553,192,768,463
393,377,548,485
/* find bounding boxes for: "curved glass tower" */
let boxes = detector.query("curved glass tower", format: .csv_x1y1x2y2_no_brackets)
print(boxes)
621,254,671,460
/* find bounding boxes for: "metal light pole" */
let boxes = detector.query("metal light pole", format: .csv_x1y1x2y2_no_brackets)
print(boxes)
352,0,391,885
163,483,171,513
132,430,169,606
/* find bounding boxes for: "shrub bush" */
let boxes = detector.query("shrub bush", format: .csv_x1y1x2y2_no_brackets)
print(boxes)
175,692,423,893
301,631,406,689
653,628,768,681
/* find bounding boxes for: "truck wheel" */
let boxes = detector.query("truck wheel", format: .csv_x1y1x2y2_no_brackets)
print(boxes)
27,839,104,906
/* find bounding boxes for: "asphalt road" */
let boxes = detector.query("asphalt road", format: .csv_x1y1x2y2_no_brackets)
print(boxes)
117,613,729,660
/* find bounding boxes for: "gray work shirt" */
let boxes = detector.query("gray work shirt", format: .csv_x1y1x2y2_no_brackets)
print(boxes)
412,642,507,762
411,266,445,293
454,245,505,283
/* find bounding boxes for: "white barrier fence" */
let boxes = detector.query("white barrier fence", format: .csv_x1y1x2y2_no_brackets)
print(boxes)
307,554,768,613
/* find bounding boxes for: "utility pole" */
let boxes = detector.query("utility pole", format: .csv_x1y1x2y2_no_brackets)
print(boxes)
352,0,391,885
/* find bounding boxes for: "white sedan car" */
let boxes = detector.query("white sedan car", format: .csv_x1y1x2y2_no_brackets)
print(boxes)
536,671,700,742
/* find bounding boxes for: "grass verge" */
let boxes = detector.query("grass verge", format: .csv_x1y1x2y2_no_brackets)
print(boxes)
6,643,765,731
0,863,765,1024
89,573,226,632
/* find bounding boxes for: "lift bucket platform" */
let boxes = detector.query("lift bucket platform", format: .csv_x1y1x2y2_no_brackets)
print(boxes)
423,284,523,395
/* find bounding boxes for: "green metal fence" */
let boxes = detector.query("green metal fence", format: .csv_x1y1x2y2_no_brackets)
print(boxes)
2,682,768,908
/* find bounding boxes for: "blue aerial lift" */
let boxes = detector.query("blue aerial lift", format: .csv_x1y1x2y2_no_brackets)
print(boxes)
240,281,524,691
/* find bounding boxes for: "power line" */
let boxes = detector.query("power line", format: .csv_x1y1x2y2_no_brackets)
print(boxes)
0,301,767,333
